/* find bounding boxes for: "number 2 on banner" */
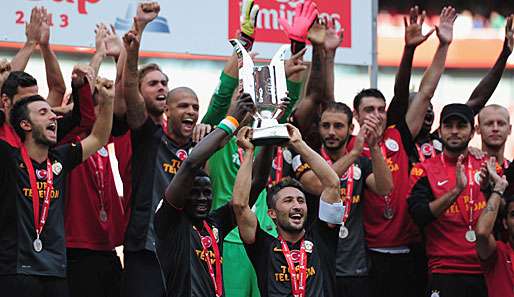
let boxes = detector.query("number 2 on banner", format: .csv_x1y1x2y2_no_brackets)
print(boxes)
15,11,69,28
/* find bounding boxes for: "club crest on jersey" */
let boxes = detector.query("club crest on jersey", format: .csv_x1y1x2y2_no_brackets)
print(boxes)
52,162,63,175
303,240,313,253
36,169,47,179
201,236,212,248
97,147,108,157
353,166,362,180
176,149,188,161
474,171,482,184
213,227,219,242
421,143,433,156
433,139,443,151
282,148,292,164
385,138,399,152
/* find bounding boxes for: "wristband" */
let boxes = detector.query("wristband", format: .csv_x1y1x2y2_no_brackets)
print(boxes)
218,116,239,135
239,33,255,51
290,40,306,55
492,190,504,197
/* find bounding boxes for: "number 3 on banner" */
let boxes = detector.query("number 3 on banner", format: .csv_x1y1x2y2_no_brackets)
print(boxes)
15,11,69,28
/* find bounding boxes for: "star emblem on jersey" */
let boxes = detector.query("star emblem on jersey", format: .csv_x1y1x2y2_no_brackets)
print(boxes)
98,147,108,157
201,236,212,248
176,149,188,161
421,143,433,156
290,250,301,263
303,240,313,253
52,162,63,176
430,290,440,297
36,169,48,179
385,138,399,152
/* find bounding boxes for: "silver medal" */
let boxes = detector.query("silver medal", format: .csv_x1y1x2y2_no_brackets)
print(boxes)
339,225,349,239
33,238,43,252
383,207,395,220
99,209,108,222
465,230,477,243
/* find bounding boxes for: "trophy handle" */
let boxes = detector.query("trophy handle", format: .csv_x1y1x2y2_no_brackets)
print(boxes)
229,39,256,102
269,45,289,107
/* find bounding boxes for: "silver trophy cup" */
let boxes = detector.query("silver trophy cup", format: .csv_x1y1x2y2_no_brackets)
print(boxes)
230,39,290,146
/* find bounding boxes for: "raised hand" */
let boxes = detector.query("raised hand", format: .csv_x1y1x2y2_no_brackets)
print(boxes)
134,2,160,30
486,157,509,192
122,24,141,53
240,0,259,38
279,0,318,43
94,23,108,56
26,7,43,45
404,6,434,48
39,8,51,46
455,154,468,192
96,77,115,104
307,17,327,45
71,64,95,90
478,161,489,190
285,47,307,78
236,126,254,151
351,125,366,155
105,25,123,58
274,96,292,122
229,93,255,123
362,114,383,147
436,6,457,45
324,17,344,52
505,15,514,52
0,59,12,88
192,124,212,144
286,123,303,146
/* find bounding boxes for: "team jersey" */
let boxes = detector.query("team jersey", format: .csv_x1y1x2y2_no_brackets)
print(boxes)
155,201,236,297
0,140,82,277
480,241,514,297
408,154,487,274
346,119,420,248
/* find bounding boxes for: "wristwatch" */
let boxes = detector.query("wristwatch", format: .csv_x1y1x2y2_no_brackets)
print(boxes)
491,188,505,197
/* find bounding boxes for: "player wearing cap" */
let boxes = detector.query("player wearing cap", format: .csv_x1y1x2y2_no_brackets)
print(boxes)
408,103,489,296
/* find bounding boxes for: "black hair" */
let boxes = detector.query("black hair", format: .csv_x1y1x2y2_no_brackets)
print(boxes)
502,194,514,219
323,101,353,125
353,88,386,111
1,71,37,102
266,177,304,209
9,95,46,141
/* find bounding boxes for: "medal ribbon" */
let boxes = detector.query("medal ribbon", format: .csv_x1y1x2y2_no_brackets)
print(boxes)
378,143,393,211
321,147,353,225
194,221,223,297
415,143,436,162
268,146,283,186
441,155,475,231
21,146,54,241
87,150,106,215
279,236,307,297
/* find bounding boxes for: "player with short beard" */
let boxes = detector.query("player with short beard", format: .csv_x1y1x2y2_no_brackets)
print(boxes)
408,103,490,296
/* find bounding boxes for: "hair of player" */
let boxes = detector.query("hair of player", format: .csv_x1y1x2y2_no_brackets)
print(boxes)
478,104,510,124
353,88,386,111
9,95,46,141
1,71,38,102
137,63,169,88
266,177,305,209
323,101,353,125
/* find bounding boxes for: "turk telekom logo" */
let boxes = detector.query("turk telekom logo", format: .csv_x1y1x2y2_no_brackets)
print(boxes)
228,0,352,48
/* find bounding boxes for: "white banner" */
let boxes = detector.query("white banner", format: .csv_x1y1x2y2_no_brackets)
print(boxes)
0,0,373,65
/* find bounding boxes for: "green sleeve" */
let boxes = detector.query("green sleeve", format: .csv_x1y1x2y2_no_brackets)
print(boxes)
280,80,302,124
201,71,238,125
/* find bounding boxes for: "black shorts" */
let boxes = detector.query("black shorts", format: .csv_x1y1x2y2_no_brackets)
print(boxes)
0,274,68,297
336,276,370,297
121,250,165,297
427,273,487,297
67,248,122,297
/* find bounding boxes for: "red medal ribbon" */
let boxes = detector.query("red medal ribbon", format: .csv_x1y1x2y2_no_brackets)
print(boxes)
21,146,54,241
279,236,307,297
378,143,394,210
321,147,353,225
194,221,223,297
88,150,106,214
441,155,475,230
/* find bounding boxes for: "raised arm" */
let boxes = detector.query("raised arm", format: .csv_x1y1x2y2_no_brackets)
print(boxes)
232,127,259,244
164,94,255,208
10,7,41,72
39,8,66,107
466,15,514,115
80,78,114,161
387,6,434,126
363,114,393,195
476,158,508,260
287,124,340,204
323,17,344,102
104,25,127,117
406,7,456,138
89,23,108,79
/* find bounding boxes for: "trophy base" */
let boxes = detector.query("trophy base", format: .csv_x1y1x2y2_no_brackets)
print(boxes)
252,124,290,146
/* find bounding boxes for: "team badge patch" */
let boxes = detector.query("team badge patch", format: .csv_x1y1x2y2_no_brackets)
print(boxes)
52,162,63,175
290,250,301,263
303,240,313,253
213,227,219,242
282,148,292,164
421,143,433,156
36,169,47,179
433,139,443,151
176,149,188,161
201,236,212,248
98,147,108,157
385,138,399,152
353,166,361,180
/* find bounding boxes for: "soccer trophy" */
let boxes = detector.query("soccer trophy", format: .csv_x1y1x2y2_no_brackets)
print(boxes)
230,39,290,146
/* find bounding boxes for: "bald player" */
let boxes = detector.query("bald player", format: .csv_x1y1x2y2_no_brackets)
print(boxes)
477,104,512,170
